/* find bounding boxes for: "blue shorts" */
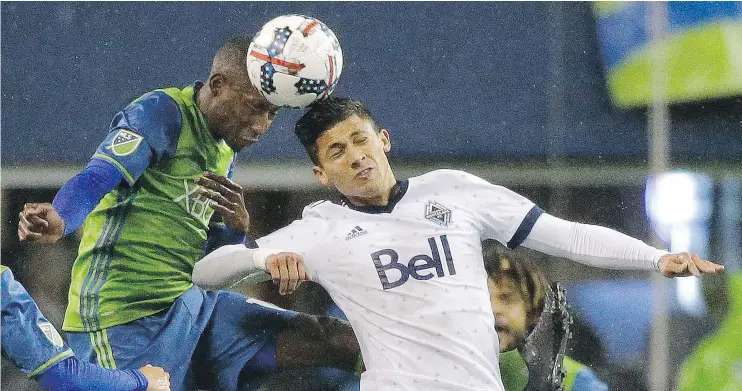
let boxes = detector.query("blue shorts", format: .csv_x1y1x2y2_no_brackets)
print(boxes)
66,285,296,391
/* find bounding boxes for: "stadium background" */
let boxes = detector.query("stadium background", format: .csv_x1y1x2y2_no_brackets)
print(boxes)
2,2,740,390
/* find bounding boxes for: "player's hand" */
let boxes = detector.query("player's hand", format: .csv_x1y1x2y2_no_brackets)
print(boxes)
139,364,171,391
18,203,65,244
196,172,250,234
265,252,312,295
658,252,724,278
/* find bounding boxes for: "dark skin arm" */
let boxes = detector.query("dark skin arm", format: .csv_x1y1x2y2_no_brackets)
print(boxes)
276,313,361,372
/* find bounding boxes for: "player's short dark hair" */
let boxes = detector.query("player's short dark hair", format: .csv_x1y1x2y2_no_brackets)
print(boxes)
211,36,253,85
483,241,549,333
294,97,381,165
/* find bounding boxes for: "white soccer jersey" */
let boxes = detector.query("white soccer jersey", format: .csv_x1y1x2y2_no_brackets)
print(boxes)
257,169,541,391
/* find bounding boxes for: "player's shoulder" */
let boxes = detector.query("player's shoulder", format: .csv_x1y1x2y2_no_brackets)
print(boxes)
123,88,182,124
411,169,489,187
150,86,190,104
134,89,182,112
301,200,336,219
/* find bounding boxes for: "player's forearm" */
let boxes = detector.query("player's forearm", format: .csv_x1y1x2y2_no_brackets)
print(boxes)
521,213,666,271
204,223,248,255
36,356,147,391
193,244,281,289
53,158,122,236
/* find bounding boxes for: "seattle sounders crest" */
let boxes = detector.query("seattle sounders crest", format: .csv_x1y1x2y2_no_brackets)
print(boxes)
108,129,144,157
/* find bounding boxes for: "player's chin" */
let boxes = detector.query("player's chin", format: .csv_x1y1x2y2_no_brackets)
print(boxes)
230,138,256,152
497,332,517,351
354,183,385,201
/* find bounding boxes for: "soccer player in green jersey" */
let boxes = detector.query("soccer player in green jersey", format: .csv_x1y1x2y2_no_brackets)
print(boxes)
18,36,359,391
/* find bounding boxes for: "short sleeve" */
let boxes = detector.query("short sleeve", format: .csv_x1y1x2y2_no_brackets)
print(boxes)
92,91,182,185
0,269,74,378
458,171,542,249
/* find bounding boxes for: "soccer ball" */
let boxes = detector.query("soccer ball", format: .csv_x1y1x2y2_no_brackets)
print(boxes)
247,15,343,108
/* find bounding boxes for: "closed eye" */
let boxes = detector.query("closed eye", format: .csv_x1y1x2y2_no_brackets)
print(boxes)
327,144,344,159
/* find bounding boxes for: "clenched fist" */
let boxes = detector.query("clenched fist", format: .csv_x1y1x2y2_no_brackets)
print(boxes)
18,203,65,244
139,364,171,391
265,252,312,295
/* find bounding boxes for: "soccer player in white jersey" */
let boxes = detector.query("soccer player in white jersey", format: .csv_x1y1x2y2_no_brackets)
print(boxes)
193,97,724,391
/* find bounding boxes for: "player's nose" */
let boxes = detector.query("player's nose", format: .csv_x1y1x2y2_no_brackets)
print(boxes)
347,146,365,165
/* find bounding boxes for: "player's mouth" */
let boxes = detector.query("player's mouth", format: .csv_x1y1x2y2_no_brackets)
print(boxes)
356,167,373,179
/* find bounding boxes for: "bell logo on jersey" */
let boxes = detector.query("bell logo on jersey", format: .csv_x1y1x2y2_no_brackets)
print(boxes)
371,235,457,290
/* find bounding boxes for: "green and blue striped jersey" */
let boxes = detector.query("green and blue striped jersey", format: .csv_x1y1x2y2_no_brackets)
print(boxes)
63,84,234,332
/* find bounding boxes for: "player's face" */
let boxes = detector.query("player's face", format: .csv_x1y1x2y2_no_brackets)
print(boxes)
488,276,529,352
213,78,278,152
312,115,395,206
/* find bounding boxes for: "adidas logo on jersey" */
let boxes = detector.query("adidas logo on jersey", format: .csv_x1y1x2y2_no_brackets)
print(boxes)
346,226,368,240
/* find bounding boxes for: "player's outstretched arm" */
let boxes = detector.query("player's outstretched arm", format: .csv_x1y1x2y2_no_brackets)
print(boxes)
193,245,311,295
18,159,123,244
521,213,724,276
36,357,170,391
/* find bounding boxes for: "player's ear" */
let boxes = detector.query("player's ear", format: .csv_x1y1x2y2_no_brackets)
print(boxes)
208,73,226,95
380,129,391,153
313,165,330,186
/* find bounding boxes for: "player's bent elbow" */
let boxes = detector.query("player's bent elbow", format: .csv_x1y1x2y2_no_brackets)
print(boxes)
191,262,219,290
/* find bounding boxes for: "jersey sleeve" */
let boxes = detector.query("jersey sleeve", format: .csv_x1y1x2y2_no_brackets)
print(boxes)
255,202,330,275
0,268,74,378
37,356,148,391
457,171,542,249
92,91,182,185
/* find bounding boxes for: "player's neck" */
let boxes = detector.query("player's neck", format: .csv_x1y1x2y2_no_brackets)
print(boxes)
194,84,221,139
346,176,400,207
195,83,209,122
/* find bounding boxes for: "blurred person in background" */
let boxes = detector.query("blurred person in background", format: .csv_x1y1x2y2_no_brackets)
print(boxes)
482,241,608,391
2,265,171,391
676,270,742,391
16,35,359,391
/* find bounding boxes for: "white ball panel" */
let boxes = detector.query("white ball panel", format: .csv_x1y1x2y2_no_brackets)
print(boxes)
296,52,330,80
246,14,343,107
